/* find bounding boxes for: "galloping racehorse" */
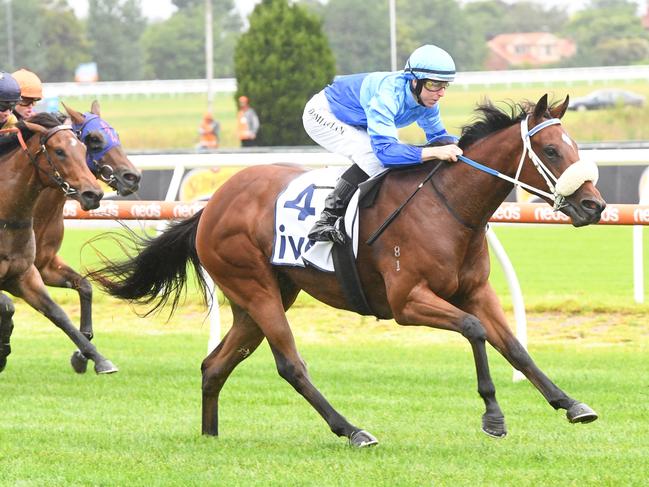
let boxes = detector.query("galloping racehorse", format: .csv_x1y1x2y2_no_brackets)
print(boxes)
91,95,605,445
32,101,141,373
0,113,117,375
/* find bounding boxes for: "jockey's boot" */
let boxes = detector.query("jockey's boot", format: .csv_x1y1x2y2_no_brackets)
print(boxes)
308,165,369,245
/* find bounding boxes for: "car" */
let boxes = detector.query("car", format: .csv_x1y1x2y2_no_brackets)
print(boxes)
567,89,645,111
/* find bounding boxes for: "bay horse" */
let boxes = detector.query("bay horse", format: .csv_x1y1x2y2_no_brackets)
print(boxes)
32,101,141,373
0,113,117,375
90,95,605,445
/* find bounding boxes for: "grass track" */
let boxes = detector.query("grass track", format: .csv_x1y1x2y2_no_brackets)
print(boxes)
1,326,648,486
0,225,648,485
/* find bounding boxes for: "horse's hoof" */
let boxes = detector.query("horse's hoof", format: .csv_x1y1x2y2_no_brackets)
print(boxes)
482,414,507,438
0,356,6,373
94,359,118,374
70,350,89,374
566,402,598,424
349,430,378,448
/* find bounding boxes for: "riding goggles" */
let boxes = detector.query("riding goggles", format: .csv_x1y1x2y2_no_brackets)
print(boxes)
18,98,40,107
0,101,16,111
422,79,450,92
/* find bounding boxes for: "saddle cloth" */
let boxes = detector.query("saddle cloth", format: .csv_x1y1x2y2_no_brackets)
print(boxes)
271,166,362,272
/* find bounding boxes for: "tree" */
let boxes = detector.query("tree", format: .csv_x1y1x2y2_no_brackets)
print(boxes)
234,0,335,145
41,1,91,82
0,0,47,73
87,0,146,80
464,1,569,40
320,0,390,74
562,0,649,66
396,0,486,71
142,0,241,79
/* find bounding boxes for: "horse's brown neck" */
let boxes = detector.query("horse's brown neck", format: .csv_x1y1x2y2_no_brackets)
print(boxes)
0,138,48,223
435,125,523,229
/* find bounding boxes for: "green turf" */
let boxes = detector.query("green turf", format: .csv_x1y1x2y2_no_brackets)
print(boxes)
1,320,647,486
1,224,648,485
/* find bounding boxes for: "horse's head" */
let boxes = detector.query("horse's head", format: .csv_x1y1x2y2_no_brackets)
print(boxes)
63,100,141,196
22,114,103,210
520,94,606,227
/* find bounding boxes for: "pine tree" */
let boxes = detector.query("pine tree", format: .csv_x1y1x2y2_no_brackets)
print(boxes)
234,0,335,145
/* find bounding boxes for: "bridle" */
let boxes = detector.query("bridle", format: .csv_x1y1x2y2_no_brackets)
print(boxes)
72,113,121,188
457,115,599,211
1,125,80,196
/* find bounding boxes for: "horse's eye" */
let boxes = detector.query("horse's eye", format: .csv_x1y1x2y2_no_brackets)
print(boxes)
543,146,559,158
55,148,65,158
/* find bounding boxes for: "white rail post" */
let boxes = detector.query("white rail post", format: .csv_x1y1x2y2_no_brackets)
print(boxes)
633,167,649,303
486,227,528,382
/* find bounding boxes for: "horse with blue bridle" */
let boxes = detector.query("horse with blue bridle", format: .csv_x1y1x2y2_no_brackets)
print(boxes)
32,101,140,373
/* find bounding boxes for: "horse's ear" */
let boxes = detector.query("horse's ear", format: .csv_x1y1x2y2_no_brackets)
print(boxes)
533,94,549,120
90,100,101,116
23,121,47,134
62,101,85,125
550,95,570,119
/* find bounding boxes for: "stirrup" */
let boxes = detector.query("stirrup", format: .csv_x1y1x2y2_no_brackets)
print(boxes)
307,217,347,244
308,211,339,241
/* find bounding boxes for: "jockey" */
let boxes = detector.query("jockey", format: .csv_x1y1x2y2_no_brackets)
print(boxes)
11,68,43,121
0,72,21,132
303,44,463,244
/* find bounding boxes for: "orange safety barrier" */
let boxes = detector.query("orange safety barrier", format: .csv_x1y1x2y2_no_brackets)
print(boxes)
63,200,649,225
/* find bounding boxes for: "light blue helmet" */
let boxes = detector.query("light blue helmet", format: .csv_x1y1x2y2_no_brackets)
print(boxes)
404,45,456,82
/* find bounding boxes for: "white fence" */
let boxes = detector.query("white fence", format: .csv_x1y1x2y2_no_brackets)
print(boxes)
126,146,649,171
43,65,649,98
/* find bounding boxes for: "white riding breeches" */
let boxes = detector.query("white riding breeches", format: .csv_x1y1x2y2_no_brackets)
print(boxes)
302,90,387,178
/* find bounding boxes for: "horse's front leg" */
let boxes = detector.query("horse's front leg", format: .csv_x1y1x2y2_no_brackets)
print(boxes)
0,292,15,372
39,256,94,373
10,266,117,375
463,282,597,424
392,282,507,438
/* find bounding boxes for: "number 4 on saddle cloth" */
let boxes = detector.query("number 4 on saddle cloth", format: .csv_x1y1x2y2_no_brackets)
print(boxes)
272,166,377,315
272,166,362,272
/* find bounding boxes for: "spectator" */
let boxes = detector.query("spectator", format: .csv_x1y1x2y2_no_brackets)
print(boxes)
0,72,21,132
197,112,220,150
237,95,260,147
11,68,42,121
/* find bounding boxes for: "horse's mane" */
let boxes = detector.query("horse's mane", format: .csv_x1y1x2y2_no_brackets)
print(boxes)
458,100,529,150
0,112,67,158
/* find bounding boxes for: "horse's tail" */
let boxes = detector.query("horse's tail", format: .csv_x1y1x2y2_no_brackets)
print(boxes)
88,210,207,317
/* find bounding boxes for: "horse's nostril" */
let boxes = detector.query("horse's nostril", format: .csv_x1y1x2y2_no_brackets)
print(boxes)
582,198,605,213
124,172,141,184
82,190,103,205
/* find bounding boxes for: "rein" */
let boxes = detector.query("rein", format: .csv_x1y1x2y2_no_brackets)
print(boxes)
458,116,598,211
367,114,599,244
366,162,443,245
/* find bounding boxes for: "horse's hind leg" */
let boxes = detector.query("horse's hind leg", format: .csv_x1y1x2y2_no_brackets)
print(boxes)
39,256,94,373
0,293,15,373
211,267,375,446
201,302,266,436
11,267,117,374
